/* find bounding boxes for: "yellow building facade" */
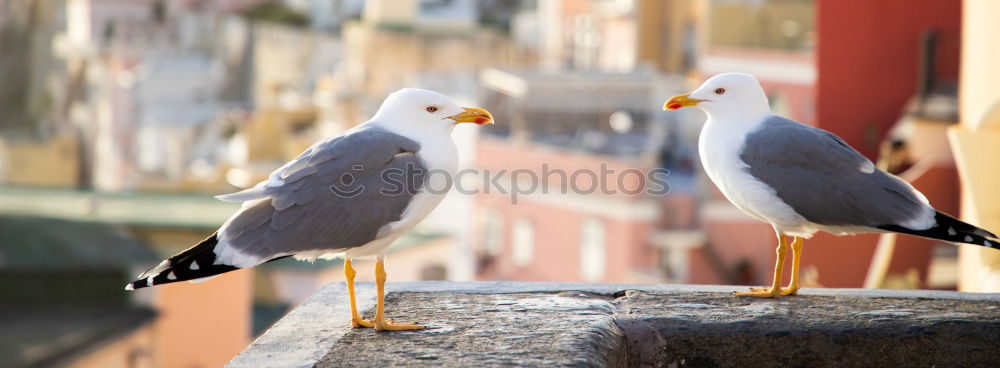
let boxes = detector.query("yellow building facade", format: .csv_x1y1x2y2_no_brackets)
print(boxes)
951,0,1000,292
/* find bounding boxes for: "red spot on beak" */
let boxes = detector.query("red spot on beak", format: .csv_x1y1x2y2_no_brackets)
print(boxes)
474,116,490,124
667,103,682,110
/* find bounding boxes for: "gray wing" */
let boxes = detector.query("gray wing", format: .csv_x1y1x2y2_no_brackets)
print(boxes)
739,115,929,228
215,125,425,261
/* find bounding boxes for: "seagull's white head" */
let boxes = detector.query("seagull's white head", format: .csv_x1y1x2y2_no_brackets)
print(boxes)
372,88,493,136
664,73,771,120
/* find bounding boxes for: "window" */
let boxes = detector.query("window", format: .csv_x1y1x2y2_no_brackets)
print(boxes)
512,218,535,267
480,208,503,256
580,218,606,281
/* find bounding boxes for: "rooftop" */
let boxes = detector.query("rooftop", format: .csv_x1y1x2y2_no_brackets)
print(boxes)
480,67,672,112
0,302,155,367
0,186,239,229
0,215,158,269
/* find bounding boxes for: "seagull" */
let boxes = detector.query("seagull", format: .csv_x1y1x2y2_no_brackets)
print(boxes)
126,88,493,330
664,73,998,297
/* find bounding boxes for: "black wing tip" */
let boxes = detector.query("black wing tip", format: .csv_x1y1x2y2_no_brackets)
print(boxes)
124,276,161,290
879,211,1000,249
125,259,241,290
124,232,241,290
934,211,999,245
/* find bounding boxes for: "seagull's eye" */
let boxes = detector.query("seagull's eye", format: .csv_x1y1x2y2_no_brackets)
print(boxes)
714,88,726,95
426,106,438,113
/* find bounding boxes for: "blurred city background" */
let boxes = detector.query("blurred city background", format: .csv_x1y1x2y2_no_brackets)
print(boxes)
2,0,999,367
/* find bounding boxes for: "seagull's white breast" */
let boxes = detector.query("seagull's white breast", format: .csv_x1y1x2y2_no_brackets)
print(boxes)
699,115,810,235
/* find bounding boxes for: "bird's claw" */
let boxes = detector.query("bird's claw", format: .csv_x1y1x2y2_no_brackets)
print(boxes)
733,287,781,298
352,317,375,328
749,286,798,296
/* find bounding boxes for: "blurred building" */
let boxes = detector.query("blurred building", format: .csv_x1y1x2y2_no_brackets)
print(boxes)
0,216,158,368
695,0,815,122
471,64,691,282
1,0,532,366
0,187,256,367
462,0,702,284
471,138,665,283
329,0,520,125
952,0,1000,293
479,67,667,148
533,0,698,74
0,0,82,188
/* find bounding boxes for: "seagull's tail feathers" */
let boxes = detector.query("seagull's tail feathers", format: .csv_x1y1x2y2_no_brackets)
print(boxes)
125,232,242,290
878,211,999,249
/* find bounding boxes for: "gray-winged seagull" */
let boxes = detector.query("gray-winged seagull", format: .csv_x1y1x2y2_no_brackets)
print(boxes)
126,88,493,330
665,73,998,297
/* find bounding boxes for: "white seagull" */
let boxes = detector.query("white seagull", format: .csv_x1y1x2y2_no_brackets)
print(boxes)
665,73,998,297
126,88,493,330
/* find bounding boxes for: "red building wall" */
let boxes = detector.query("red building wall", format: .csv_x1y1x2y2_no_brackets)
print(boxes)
816,0,961,159
796,0,962,288
472,139,660,283
476,192,656,283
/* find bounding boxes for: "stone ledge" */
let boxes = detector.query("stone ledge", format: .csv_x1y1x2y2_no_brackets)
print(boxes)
228,282,1000,368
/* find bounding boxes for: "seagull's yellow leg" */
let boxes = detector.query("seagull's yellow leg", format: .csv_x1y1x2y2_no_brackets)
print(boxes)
781,237,804,295
373,258,424,331
735,234,788,297
749,236,803,296
344,259,373,328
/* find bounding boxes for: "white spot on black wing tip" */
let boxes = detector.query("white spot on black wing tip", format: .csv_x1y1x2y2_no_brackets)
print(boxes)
859,162,875,174
167,271,177,280
947,227,957,236
964,235,973,243
125,283,135,291
146,276,154,287
190,261,200,270
986,240,996,248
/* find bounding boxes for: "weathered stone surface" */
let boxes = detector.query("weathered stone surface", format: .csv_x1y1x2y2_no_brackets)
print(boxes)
229,282,1000,368
318,292,625,367
617,290,1000,367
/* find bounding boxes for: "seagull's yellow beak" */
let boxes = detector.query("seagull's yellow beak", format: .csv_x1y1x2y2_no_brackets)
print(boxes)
663,93,704,111
450,107,494,125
